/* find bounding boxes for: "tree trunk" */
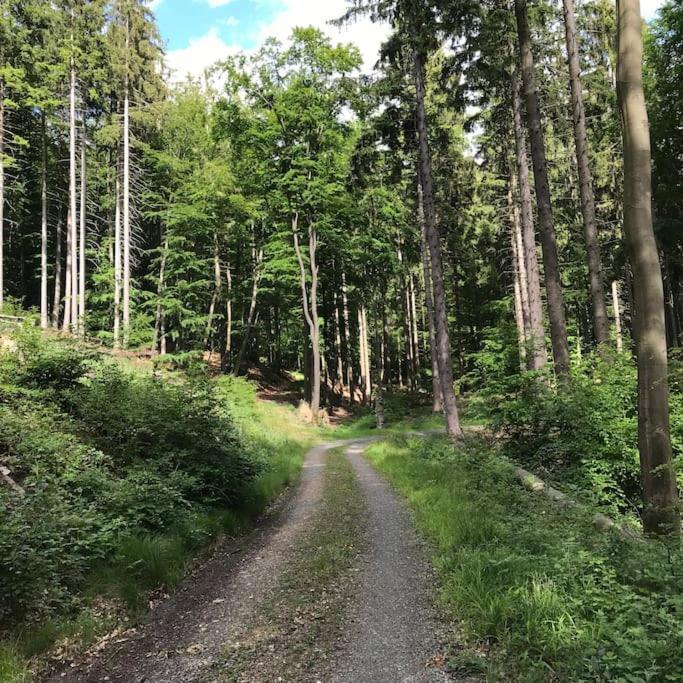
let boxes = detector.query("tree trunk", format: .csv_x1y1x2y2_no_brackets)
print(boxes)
562,0,610,345
204,233,222,350
508,182,528,367
0,76,5,309
515,0,571,376
69,64,78,333
341,270,355,403
40,112,48,328
510,172,532,338
612,280,623,353
78,125,86,334
418,180,442,412
113,170,122,349
122,80,131,347
62,206,72,332
414,50,462,438
293,213,321,418
334,291,345,395
225,261,232,369
52,214,63,328
617,0,680,535
511,69,546,370
233,247,262,376
153,235,168,354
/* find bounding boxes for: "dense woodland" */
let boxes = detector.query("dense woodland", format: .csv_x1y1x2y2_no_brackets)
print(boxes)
0,0,683,678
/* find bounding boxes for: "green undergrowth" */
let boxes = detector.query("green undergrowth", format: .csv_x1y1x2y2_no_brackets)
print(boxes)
0,328,317,681
364,434,683,681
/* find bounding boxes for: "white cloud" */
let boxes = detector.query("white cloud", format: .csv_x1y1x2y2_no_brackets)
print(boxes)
166,27,240,82
206,0,235,7
222,16,239,27
147,0,164,10
255,0,390,73
641,0,665,19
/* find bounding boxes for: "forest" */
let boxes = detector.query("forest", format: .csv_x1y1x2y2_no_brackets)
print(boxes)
0,0,682,680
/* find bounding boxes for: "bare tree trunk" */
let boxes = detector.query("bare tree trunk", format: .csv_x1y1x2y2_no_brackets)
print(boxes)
62,207,72,332
225,262,232,368
122,79,131,348
153,235,168,353
40,112,48,328
562,0,610,345
113,171,122,349
69,64,78,333
511,71,546,370
358,305,372,404
362,304,371,402
334,291,345,395
508,183,528,367
0,76,5,309
51,214,62,328
410,274,420,371
341,270,355,403
612,280,623,353
617,0,680,535
510,173,532,337
418,180,442,412
515,0,571,376
414,50,462,438
204,233,222,350
78,125,86,334
233,247,262,376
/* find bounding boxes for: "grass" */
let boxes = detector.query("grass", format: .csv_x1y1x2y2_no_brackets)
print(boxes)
214,447,366,681
363,434,683,681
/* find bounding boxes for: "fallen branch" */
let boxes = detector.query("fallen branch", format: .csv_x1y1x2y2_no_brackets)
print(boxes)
0,465,25,497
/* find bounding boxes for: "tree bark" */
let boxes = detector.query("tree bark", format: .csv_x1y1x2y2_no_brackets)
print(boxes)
293,213,321,419
0,76,5,309
562,0,610,345
341,270,355,403
508,182,528,368
204,233,222,350
612,280,623,353
153,235,168,354
113,170,122,349
79,125,86,334
233,247,262,376
51,213,62,328
122,79,131,347
40,112,48,328
617,0,680,534
62,206,72,332
515,0,571,376
225,261,232,368
414,50,462,438
69,64,78,333
511,69,547,371
418,180,442,412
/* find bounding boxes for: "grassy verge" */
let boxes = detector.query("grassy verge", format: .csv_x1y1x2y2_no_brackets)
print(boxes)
212,448,366,682
364,434,683,681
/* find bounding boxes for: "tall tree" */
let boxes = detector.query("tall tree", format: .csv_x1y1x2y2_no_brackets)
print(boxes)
514,0,571,376
616,0,680,534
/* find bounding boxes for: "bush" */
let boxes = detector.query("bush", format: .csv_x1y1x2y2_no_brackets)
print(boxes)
485,352,644,514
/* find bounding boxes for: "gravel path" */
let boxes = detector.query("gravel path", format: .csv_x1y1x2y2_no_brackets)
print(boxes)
46,436,454,682
46,441,345,683
333,442,451,683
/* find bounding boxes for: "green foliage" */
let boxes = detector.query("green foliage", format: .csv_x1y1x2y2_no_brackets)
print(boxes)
365,435,683,681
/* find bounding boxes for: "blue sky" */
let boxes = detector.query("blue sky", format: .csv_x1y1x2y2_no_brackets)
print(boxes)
151,0,666,81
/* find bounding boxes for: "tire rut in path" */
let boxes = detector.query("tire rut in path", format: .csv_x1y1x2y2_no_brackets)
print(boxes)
46,440,348,683
333,442,451,683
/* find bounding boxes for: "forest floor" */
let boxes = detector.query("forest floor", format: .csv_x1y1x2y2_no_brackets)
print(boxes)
44,436,456,683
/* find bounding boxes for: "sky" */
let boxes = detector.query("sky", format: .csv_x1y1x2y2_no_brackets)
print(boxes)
151,0,667,82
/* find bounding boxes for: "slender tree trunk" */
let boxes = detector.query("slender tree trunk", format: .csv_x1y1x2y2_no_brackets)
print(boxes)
617,0,680,534
511,71,546,370
62,207,72,332
612,280,623,353
508,183,528,367
418,180,442,412
113,171,122,349
40,112,48,328
225,262,232,368
562,0,610,345
410,274,420,371
153,235,168,353
358,305,372,403
69,64,78,333
122,79,131,347
334,291,345,395
414,50,462,438
78,125,86,334
51,213,62,328
233,247,262,376
293,213,321,418
204,233,221,350
0,76,5,309
341,270,355,403
515,0,571,376
510,173,532,337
